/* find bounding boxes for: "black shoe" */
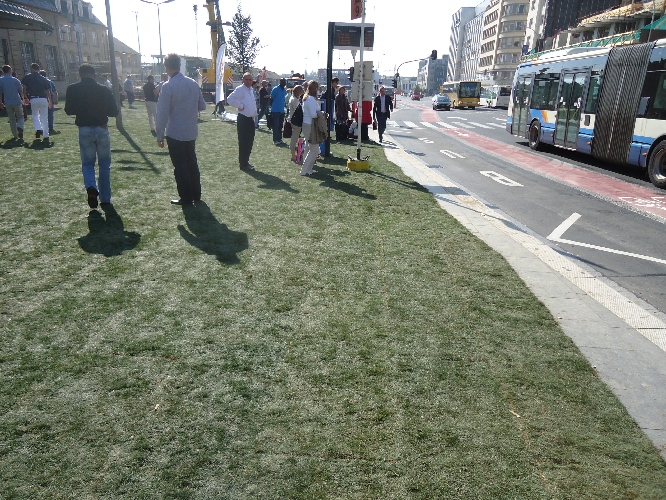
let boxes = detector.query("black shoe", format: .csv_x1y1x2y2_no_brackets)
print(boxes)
86,187,99,209
171,199,193,206
240,164,255,171
49,129,56,135
17,128,23,140
151,130,157,136
36,130,42,139
43,137,50,146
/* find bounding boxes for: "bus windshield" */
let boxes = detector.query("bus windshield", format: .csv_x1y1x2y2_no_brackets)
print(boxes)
459,82,481,98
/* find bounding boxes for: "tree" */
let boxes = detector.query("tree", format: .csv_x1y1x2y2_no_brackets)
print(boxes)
227,5,260,75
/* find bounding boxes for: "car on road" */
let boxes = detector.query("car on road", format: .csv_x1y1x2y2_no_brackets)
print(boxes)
411,92,421,100
432,94,451,111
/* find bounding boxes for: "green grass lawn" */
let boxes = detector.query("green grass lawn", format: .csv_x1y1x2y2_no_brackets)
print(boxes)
1,101,665,498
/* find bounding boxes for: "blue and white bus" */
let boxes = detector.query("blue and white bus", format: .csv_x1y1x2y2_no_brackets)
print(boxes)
507,39,666,188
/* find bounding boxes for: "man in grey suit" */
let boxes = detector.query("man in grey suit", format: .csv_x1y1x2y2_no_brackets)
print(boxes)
156,53,207,206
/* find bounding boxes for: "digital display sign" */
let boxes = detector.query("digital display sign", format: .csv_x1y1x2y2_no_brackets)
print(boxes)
333,23,374,51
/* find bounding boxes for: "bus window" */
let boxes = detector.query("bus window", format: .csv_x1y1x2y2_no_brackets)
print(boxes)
531,73,559,110
459,81,480,98
584,73,601,114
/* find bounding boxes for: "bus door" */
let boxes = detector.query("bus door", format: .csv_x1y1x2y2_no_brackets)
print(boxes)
512,75,532,137
554,71,588,149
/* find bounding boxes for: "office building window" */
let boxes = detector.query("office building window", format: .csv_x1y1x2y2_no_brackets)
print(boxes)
20,41,35,75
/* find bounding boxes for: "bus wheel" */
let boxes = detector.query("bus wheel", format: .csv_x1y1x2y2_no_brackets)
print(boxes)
648,141,666,188
529,122,542,151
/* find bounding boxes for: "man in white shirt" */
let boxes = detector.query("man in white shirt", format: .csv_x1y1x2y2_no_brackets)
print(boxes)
227,73,258,171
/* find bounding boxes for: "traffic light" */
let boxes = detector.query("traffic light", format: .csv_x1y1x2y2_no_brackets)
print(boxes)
392,78,397,88
348,66,355,82
431,49,437,60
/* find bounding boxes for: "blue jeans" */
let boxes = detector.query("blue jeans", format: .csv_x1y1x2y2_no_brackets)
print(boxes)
272,112,285,142
79,126,112,203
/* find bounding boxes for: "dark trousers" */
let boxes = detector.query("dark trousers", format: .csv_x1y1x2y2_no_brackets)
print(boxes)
237,114,256,167
377,113,388,139
272,112,285,142
127,91,135,106
257,103,268,124
166,137,201,203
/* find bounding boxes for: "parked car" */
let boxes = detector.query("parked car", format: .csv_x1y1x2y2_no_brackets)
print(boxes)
432,94,451,110
411,92,421,100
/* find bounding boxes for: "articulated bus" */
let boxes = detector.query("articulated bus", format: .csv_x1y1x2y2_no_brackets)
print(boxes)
507,39,666,188
441,81,481,109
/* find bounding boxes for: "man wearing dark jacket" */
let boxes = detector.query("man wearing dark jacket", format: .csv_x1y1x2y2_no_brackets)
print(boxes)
65,64,119,208
372,85,393,143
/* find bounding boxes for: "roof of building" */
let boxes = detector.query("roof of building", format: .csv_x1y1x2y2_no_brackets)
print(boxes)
113,37,139,55
9,0,106,27
0,0,53,30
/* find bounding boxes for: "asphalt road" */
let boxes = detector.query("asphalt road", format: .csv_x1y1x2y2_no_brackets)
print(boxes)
387,95,666,315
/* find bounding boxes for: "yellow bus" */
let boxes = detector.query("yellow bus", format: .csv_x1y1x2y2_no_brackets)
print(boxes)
440,81,482,109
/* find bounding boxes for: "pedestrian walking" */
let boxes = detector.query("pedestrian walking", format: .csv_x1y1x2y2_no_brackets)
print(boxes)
335,86,350,141
271,78,288,145
257,80,270,127
0,65,25,140
39,70,58,134
287,84,304,162
300,80,321,176
373,85,393,143
155,53,207,206
142,75,158,135
64,63,119,208
124,75,136,108
227,72,258,171
21,63,52,143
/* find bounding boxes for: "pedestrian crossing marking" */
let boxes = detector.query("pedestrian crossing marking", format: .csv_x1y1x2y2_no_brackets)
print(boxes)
437,122,458,129
451,122,474,129
421,122,439,129
488,123,505,128
468,122,493,129
403,121,423,129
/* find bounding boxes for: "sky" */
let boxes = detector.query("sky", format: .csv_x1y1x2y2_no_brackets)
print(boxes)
86,0,471,78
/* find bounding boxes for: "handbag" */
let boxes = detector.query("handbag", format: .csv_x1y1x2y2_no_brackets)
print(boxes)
283,120,292,138
372,120,377,130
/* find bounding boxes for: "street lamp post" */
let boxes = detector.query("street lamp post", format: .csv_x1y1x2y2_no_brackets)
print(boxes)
139,0,175,73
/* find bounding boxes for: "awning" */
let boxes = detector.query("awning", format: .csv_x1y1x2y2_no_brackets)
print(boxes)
0,1,54,32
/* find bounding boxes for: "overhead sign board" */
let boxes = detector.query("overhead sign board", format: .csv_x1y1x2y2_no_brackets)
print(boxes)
351,0,363,20
333,22,374,51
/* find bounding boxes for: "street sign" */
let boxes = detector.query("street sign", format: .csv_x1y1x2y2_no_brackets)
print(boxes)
351,0,363,20
350,80,374,101
333,22,374,51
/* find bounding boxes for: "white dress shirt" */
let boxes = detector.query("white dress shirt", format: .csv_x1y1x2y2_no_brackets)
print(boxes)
227,84,257,118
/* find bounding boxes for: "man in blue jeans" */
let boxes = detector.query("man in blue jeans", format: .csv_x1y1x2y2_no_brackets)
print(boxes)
270,78,288,145
65,64,118,209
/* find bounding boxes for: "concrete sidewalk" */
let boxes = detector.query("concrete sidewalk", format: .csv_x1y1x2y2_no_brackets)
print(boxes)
370,127,666,460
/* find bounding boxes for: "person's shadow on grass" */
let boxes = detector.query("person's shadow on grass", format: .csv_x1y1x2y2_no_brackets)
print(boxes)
178,201,248,264
247,169,299,193
78,204,141,256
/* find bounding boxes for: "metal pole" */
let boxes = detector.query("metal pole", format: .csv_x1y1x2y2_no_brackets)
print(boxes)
157,4,163,73
356,0,365,160
134,11,142,81
105,0,123,128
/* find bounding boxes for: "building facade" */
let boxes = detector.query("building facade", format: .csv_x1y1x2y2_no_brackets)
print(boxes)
477,0,529,85
1,0,110,92
448,6,477,81
417,56,448,96
460,2,489,81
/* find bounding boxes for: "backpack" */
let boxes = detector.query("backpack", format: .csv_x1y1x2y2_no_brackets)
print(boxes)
291,102,303,127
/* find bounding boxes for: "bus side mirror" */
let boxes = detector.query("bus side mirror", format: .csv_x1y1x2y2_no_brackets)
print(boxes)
637,96,650,116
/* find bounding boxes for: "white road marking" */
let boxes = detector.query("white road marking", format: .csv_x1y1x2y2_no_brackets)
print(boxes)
421,122,439,129
419,137,435,143
441,150,465,158
488,123,506,128
480,171,523,186
468,122,493,129
448,116,468,120
547,213,666,265
403,121,422,129
451,121,474,129
437,121,458,129
494,117,506,121
387,120,399,127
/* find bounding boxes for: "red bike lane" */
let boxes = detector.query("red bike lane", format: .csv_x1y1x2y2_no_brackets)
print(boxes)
419,108,666,221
